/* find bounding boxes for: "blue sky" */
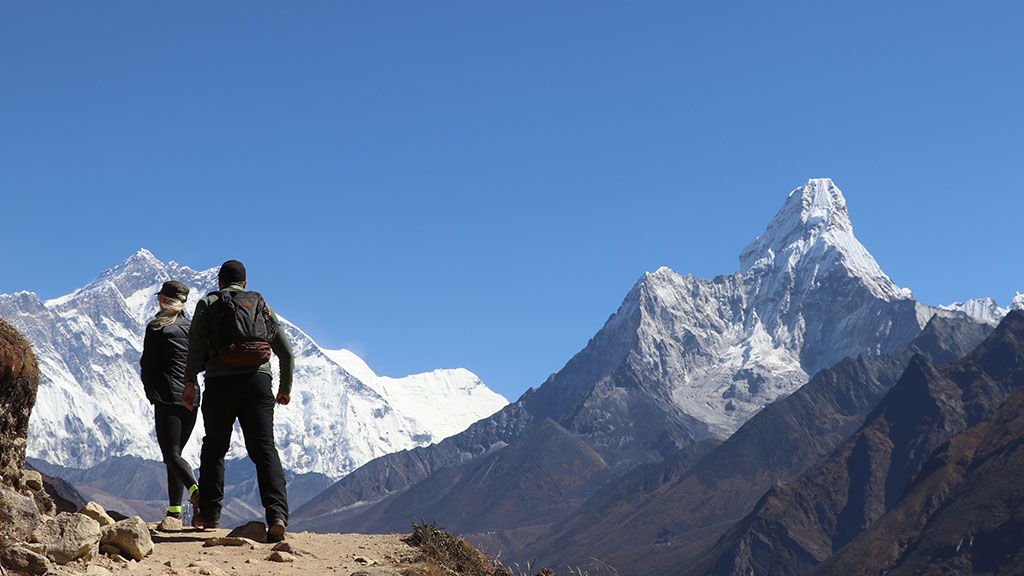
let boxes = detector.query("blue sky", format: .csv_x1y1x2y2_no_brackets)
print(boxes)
2,2,1021,401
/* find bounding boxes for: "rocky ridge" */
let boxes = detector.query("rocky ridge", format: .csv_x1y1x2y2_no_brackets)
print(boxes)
527,314,993,574
694,310,1024,576
811,380,1024,575
0,320,157,574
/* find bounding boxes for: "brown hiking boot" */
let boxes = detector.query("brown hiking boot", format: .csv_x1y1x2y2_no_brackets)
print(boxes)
190,491,204,529
267,521,286,543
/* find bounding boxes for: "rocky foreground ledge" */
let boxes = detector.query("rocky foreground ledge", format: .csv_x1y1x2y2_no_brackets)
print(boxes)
2,506,417,576
1,319,554,576
2,507,550,576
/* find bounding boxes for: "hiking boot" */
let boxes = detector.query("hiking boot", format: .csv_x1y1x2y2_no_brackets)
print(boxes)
267,520,286,543
190,491,203,528
194,512,219,531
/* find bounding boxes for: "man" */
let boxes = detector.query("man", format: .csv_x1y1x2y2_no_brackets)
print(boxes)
182,259,294,543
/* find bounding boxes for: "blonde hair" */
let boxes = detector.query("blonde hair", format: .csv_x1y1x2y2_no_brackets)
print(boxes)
149,296,186,330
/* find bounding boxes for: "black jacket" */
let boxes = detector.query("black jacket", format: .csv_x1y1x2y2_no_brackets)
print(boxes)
140,314,199,408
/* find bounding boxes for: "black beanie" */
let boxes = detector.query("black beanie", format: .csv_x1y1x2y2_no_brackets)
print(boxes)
219,260,246,285
157,280,189,303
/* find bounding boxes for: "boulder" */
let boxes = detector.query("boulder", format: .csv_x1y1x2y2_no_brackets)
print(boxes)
30,512,101,564
0,485,40,546
20,469,43,491
78,502,115,527
28,483,55,517
0,545,50,575
18,468,54,516
0,320,39,486
99,516,153,561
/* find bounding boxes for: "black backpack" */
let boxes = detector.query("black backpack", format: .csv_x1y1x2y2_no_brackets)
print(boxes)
210,290,278,367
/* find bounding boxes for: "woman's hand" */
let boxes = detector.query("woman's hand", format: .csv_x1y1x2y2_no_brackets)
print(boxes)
183,380,197,411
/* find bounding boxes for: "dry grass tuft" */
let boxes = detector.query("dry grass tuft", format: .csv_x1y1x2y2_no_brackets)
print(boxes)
402,522,555,576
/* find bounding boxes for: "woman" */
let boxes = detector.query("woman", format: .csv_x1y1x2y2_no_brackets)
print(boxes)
140,280,201,525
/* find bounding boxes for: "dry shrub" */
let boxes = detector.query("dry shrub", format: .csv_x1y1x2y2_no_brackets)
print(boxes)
403,521,555,576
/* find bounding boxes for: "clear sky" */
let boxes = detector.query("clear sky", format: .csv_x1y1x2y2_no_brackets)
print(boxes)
2,2,1021,402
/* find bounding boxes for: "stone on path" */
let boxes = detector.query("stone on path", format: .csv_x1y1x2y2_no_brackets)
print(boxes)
267,550,295,563
203,536,258,548
272,540,313,557
227,521,267,541
100,516,153,561
156,515,183,532
187,560,228,575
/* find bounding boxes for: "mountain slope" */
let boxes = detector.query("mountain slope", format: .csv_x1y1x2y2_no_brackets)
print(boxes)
292,179,963,561
812,374,1024,575
0,250,507,479
527,314,992,574
695,310,1024,576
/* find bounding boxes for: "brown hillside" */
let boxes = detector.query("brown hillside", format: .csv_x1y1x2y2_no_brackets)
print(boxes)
691,310,1024,576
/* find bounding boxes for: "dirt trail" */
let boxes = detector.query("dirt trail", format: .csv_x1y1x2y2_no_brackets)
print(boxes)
67,524,419,576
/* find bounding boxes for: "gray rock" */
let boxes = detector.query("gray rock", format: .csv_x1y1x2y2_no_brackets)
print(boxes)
202,537,257,548
0,546,50,575
186,560,227,575
226,521,267,541
0,485,40,547
156,515,183,532
349,569,402,576
30,512,101,564
78,501,115,527
20,469,43,491
271,541,313,557
266,551,295,563
99,544,122,557
21,542,45,555
99,516,153,561
0,320,39,486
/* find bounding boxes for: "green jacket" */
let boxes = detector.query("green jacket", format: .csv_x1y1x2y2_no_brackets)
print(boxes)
183,286,295,395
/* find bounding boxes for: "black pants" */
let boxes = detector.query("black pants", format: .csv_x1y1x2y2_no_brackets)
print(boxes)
154,404,198,510
199,371,288,526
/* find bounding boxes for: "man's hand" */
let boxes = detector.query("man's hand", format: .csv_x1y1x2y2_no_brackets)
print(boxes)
183,380,196,412
276,393,290,406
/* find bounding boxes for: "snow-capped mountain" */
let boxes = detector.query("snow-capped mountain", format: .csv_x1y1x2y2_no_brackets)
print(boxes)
292,178,1018,560
608,178,1018,437
585,178,932,437
0,250,508,478
940,293,1024,325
